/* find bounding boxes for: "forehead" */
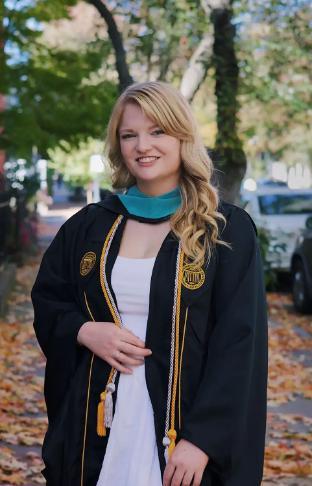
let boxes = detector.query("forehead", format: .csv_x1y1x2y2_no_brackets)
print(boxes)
119,102,158,129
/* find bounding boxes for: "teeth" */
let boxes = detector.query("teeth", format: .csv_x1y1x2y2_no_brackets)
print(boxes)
137,156,158,162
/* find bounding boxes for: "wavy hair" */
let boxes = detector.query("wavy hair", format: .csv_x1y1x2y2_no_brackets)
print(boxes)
105,81,229,267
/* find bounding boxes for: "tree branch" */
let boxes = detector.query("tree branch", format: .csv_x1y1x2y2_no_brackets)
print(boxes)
180,33,213,102
180,0,231,102
87,0,134,92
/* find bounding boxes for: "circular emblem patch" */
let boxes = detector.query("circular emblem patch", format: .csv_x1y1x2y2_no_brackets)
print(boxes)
80,252,97,276
182,264,205,290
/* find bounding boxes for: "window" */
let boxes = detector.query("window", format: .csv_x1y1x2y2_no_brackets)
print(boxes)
258,194,312,215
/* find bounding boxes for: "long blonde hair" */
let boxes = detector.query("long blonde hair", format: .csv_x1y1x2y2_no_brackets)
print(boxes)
105,81,228,267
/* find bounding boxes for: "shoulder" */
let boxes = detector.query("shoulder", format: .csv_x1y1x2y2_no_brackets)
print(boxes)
218,200,258,239
60,203,108,232
58,196,124,245
215,201,259,266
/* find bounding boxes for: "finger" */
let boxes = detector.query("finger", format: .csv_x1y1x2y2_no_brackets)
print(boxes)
163,463,176,486
193,470,204,486
171,466,186,486
182,471,194,486
110,358,133,374
119,342,152,357
120,328,146,347
118,352,144,366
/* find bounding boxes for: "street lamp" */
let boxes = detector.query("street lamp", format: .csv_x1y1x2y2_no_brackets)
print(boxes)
37,159,48,191
89,154,104,203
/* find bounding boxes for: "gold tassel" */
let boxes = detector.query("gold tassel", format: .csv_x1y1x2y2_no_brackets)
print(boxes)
167,428,177,458
97,392,107,437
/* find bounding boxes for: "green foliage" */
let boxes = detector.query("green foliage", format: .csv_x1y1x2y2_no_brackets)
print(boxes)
2,0,118,166
258,227,278,289
2,0,311,187
236,0,312,169
2,43,117,158
48,138,111,187
120,0,209,81
257,227,288,290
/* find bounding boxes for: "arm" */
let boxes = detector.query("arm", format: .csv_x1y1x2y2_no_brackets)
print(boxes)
31,211,88,421
32,221,86,358
179,206,268,481
31,209,152,420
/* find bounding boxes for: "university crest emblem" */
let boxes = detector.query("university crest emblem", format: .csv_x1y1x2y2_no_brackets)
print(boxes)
80,252,97,276
182,264,205,290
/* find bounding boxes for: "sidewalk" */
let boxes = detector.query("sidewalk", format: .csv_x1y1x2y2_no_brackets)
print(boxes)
0,202,311,485
0,203,83,486
37,202,83,248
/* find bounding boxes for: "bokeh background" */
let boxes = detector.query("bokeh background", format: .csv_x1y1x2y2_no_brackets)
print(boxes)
0,0,311,484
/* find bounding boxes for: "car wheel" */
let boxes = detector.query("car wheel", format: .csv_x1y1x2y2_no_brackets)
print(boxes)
292,261,312,314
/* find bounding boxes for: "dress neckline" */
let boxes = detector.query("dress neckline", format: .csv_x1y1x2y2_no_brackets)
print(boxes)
116,255,156,261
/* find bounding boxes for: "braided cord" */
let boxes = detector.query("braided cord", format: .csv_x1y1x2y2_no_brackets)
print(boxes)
99,215,124,385
170,247,184,428
164,243,184,437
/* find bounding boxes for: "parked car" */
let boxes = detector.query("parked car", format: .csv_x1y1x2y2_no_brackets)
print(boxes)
291,216,312,313
242,187,312,272
256,178,288,188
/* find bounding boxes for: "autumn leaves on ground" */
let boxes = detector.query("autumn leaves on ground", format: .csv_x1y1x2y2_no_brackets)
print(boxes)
0,256,46,485
0,234,312,485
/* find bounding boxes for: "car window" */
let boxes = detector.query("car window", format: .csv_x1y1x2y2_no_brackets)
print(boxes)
258,194,312,215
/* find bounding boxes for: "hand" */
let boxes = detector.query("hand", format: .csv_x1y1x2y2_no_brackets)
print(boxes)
163,439,209,486
77,321,152,374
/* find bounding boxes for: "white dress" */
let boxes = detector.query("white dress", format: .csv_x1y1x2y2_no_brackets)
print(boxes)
96,256,163,486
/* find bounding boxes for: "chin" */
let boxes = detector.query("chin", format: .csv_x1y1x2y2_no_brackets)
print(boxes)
133,170,162,181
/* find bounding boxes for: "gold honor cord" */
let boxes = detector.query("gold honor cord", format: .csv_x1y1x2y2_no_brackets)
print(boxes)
163,246,185,461
169,248,184,455
178,306,188,431
98,215,124,437
81,292,96,486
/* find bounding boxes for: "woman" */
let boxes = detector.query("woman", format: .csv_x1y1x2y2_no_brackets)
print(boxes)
32,81,268,486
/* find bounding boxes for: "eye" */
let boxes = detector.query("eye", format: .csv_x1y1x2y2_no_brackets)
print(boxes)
120,133,136,139
152,129,165,136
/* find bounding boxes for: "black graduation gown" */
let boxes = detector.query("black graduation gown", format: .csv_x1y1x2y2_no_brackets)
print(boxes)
31,195,268,486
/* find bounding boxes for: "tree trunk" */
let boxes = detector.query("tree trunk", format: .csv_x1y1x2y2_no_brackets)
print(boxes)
88,0,246,201
211,2,247,203
180,0,246,203
179,0,227,102
87,0,134,92
180,33,213,102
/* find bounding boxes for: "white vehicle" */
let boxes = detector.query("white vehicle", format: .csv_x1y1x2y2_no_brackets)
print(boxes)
242,188,312,272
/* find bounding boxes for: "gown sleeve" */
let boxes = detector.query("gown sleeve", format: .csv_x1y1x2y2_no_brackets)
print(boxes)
31,208,88,421
179,205,268,483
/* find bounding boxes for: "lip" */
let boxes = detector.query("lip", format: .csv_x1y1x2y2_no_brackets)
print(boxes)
136,156,160,166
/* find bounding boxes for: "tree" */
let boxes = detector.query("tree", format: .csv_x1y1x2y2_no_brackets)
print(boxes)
87,0,134,91
211,0,247,202
84,0,247,201
3,0,310,197
237,0,312,171
1,1,117,162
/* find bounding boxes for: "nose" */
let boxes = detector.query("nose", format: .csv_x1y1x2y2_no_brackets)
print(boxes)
136,133,152,153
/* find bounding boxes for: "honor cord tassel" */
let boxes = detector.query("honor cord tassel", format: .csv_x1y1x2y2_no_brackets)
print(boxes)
104,382,115,428
97,216,123,438
97,391,107,437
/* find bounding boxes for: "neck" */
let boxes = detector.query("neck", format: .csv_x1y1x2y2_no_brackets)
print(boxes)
136,179,180,196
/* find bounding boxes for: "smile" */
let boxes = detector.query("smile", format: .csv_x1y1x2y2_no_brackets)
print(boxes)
136,156,160,163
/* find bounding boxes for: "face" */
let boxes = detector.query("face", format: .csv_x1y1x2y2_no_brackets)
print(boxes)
118,102,182,195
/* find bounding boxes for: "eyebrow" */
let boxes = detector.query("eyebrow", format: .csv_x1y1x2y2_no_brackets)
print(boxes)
119,123,160,133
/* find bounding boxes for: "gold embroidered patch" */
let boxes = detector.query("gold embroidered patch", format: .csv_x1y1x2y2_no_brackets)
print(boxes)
80,252,97,276
182,264,205,290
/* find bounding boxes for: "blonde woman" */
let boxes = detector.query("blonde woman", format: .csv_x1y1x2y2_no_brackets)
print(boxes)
32,81,268,486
